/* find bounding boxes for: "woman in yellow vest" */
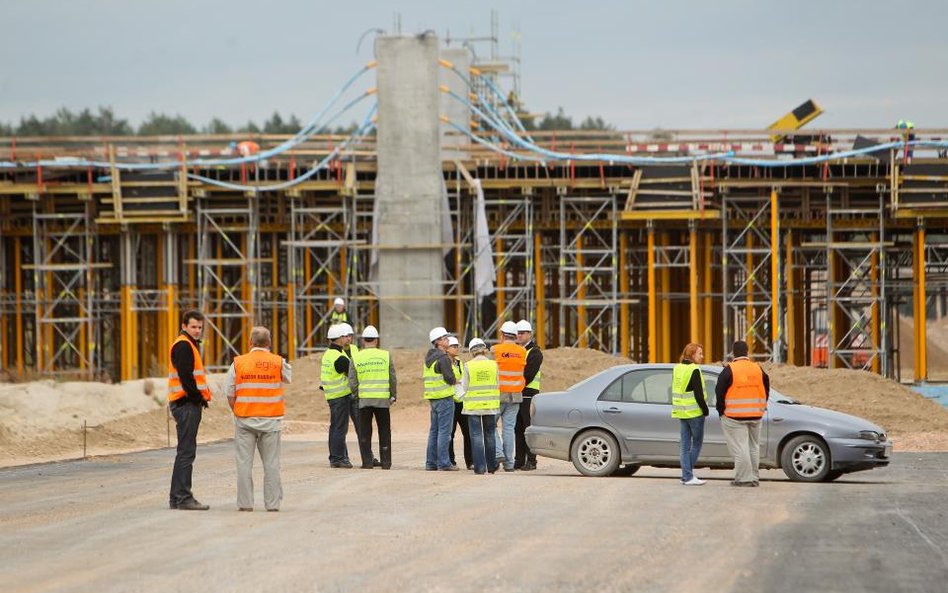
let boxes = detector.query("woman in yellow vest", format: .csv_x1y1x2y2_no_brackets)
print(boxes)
460,338,501,474
672,343,710,486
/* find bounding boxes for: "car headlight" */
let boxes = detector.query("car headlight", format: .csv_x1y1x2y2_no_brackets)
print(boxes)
858,430,881,441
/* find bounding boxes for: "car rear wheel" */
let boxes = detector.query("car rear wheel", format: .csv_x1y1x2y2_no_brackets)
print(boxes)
781,435,831,482
570,429,621,477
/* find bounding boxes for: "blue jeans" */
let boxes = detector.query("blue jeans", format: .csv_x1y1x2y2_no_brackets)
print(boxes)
494,402,520,470
426,397,455,470
467,414,497,474
679,416,706,482
327,396,353,464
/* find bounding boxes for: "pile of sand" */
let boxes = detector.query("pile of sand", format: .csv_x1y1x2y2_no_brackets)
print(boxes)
1,347,946,465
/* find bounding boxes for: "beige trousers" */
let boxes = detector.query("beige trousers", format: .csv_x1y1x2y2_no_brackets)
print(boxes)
721,416,762,484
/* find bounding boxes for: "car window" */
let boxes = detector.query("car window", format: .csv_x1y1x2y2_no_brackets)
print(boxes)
599,375,623,402
640,371,673,404
703,373,718,407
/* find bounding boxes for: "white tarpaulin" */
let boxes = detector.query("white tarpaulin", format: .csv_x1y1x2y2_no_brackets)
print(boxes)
473,180,496,302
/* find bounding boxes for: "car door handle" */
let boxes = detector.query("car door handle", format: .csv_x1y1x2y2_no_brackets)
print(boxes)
771,417,783,423
603,408,622,414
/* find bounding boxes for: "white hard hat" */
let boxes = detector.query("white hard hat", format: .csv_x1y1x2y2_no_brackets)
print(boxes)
327,324,343,340
362,325,379,339
333,297,345,306
500,321,518,336
516,319,532,333
338,323,354,336
468,338,487,351
447,335,459,347
429,326,449,343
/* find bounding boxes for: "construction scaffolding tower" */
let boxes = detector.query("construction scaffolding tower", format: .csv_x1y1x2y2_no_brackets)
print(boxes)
721,192,779,362
193,194,260,371
559,194,618,352
29,200,109,375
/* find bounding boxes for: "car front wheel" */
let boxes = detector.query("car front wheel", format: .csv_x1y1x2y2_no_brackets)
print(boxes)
781,435,831,482
570,429,621,477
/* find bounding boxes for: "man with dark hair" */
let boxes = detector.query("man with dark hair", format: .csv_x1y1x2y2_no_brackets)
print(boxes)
715,340,770,487
168,309,212,510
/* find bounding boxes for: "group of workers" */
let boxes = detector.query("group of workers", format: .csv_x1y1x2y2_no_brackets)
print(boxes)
166,301,544,511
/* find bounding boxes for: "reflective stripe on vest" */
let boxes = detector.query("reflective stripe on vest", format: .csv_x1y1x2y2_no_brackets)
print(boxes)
463,359,501,413
320,348,352,400
353,347,391,399
233,350,285,417
167,335,212,402
724,359,767,418
526,346,541,391
422,358,454,400
492,342,527,392
671,363,704,419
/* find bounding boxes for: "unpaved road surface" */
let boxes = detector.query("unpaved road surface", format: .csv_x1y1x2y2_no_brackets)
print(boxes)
3,434,947,593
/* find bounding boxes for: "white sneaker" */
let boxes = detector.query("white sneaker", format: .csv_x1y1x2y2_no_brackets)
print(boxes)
683,477,706,486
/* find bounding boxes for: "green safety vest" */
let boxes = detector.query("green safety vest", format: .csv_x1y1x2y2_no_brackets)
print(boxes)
353,347,391,400
462,358,501,413
422,358,455,400
526,346,541,391
320,348,353,400
451,360,464,402
671,363,705,419
330,310,349,324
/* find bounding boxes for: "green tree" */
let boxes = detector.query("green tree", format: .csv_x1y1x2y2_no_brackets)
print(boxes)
579,115,612,131
204,118,233,134
536,107,574,131
238,121,261,134
138,112,197,135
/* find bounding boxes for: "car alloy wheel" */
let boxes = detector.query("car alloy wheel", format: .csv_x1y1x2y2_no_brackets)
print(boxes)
781,435,831,482
570,429,621,477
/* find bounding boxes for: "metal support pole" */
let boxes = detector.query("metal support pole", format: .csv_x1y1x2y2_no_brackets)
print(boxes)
647,223,657,362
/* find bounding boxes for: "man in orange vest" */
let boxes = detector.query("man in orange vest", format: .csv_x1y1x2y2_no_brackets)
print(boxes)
492,321,527,472
168,309,213,510
715,340,771,487
223,326,291,512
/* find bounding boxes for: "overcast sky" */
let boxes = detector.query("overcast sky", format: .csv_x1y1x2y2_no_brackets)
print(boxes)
3,0,947,130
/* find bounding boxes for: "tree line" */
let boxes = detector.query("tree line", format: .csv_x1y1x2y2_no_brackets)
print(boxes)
0,106,613,137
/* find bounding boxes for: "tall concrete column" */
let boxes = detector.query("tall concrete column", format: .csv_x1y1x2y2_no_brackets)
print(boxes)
375,34,445,346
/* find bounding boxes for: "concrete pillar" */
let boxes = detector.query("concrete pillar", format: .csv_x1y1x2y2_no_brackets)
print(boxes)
375,34,446,347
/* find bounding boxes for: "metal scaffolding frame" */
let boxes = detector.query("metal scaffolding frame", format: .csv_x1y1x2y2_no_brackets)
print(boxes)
193,196,261,371
559,194,618,352
721,193,778,362
29,200,108,374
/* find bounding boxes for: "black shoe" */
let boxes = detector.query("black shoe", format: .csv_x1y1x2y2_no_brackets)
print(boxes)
169,502,177,510
238,507,253,512
330,461,354,469
361,464,374,469
440,466,460,472
381,465,391,470
373,458,382,467
521,463,537,471
730,481,755,487
178,499,210,511
266,509,280,512
503,467,516,472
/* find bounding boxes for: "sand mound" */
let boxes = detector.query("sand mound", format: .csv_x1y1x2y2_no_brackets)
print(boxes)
1,347,946,465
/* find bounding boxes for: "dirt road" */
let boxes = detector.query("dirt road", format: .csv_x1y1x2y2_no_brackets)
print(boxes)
4,434,946,593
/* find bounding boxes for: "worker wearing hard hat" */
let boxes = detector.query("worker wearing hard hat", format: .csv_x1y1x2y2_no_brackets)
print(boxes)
330,297,352,326
348,325,396,469
460,338,500,474
492,321,527,472
423,326,460,471
514,319,543,471
320,323,357,468
446,335,472,470
897,120,916,160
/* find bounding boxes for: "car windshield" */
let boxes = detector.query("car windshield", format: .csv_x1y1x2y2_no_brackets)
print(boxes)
771,390,797,404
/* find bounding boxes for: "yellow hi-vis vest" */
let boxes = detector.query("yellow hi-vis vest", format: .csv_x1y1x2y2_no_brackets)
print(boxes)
330,310,349,324
451,360,464,402
671,363,705,419
233,350,285,417
462,358,501,413
526,346,541,391
353,347,391,400
423,358,455,400
321,348,352,400
168,335,212,402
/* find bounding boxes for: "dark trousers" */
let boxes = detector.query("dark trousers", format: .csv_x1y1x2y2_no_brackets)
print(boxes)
327,395,353,464
515,395,537,468
169,402,202,505
449,401,472,468
358,407,391,468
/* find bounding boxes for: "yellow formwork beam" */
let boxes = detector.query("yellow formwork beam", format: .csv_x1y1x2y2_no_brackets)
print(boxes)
703,232,713,362
689,225,699,343
871,232,880,375
577,235,587,349
534,233,546,348
770,190,780,357
620,232,630,358
660,232,671,362
914,224,928,382
785,231,797,365
15,239,23,374
495,236,505,323
745,232,755,353
647,226,657,363
286,282,296,360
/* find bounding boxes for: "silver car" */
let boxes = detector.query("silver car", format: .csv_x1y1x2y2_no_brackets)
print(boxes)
525,363,892,482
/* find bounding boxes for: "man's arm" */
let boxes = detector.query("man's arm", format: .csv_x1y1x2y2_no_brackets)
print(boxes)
687,369,709,416
171,341,204,406
523,349,543,386
281,358,292,384
436,355,457,385
761,368,770,398
389,363,397,402
715,366,732,415
334,355,350,376
224,363,237,411
347,361,359,395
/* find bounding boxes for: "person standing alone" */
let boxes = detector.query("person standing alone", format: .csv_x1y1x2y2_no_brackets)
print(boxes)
350,325,396,470
672,343,709,486
168,310,212,510
715,340,770,487
223,326,290,511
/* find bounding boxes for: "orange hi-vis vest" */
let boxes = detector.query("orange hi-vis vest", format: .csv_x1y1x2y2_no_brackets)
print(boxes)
492,342,527,393
233,349,286,418
723,358,767,419
168,335,212,403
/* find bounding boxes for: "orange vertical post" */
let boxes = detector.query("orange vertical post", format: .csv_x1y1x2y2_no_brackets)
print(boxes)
534,233,546,347
620,232,629,358
647,226,657,362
